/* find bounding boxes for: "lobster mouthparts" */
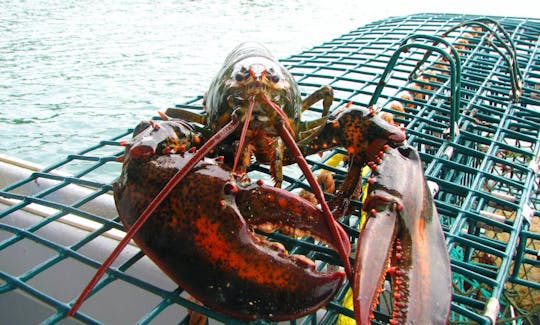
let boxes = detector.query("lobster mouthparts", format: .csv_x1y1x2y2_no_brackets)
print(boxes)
114,138,347,321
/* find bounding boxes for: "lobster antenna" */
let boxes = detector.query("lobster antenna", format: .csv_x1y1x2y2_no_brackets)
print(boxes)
231,100,255,174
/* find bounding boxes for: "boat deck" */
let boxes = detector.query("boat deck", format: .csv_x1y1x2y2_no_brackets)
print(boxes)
1,13,539,324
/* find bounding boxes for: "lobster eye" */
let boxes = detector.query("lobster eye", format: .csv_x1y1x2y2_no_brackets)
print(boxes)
235,67,249,82
267,68,280,83
235,73,244,82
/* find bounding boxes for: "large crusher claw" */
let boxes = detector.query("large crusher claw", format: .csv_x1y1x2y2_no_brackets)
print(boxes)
112,120,348,321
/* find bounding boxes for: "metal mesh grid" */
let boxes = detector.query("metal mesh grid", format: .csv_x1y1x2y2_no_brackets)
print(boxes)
1,13,539,324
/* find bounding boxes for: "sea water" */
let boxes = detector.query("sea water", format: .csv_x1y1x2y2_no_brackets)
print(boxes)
0,0,372,167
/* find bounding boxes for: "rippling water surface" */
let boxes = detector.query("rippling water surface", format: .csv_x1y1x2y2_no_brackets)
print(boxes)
1,0,374,166
0,0,535,167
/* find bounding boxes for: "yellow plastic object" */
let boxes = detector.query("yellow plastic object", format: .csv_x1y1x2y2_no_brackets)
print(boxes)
325,153,345,168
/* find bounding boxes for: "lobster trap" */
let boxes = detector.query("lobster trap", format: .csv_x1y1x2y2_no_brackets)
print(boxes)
1,13,539,324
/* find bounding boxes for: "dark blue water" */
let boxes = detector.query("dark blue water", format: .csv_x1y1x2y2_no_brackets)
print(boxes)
0,0,533,167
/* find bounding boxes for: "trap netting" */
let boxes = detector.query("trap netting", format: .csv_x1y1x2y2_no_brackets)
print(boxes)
1,13,539,325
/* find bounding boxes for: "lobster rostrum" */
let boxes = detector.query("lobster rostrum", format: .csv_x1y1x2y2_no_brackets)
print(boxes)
68,42,451,324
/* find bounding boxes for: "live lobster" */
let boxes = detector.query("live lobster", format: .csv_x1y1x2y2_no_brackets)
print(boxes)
68,42,452,324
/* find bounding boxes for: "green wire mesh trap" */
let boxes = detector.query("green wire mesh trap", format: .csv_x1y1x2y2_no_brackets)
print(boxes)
1,13,539,324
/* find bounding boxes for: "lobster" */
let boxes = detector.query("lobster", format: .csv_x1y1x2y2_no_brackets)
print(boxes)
67,42,452,324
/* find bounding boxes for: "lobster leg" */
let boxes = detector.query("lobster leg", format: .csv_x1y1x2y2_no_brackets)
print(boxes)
164,107,207,125
354,143,452,324
301,85,334,114
297,85,334,142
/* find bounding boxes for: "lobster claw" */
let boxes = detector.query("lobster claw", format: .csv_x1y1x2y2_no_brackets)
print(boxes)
353,143,452,324
113,120,348,321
